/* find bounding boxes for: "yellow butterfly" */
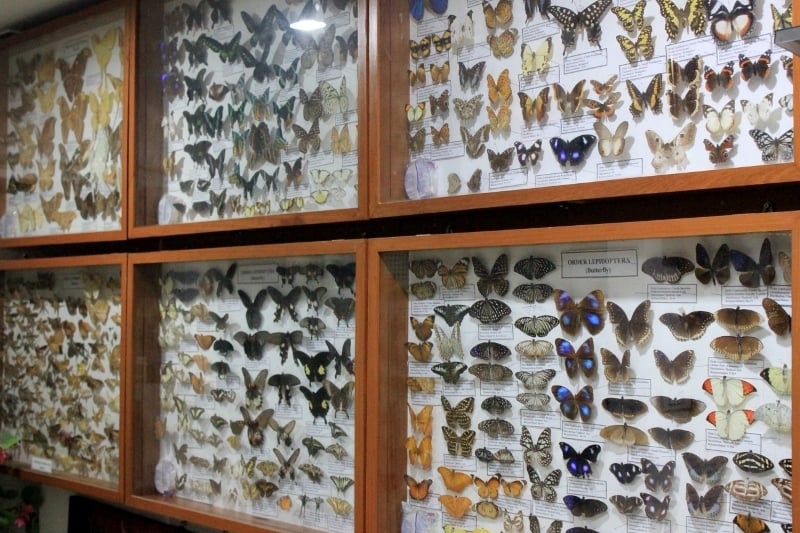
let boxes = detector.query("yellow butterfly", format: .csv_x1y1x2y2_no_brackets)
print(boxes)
331,124,352,154
310,189,330,204
487,105,511,134
279,196,305,212
91,26,120,78
51,210,77,231
430,61,450,83
326,497,352,516
616,25,654,63
612,0,646,31
408,63,426,85
39,192,63,222
521,37,552,75
487,69,512,106
405,102,426,123
518,87,550,123
35,82,58,114
17,203,45,233
57,93,88,143
88,86,115,134
36,50,56,84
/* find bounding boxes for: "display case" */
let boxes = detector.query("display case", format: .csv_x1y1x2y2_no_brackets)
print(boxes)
370,0,798,217
0,254,126,501
367,212,796,532
131,0,367,238
0,1,130,246
126,240,366,533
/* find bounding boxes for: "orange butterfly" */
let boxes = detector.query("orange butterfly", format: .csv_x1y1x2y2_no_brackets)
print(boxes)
57,93,88,143
406,436,432,469
194,334,215,350
438,494,472,518
487,69,512,106
51,210,77,232
57,47,92,101
437,466,473,492
474,474,501,499
501,477,528,497
404,474,432,500
407,404,434,437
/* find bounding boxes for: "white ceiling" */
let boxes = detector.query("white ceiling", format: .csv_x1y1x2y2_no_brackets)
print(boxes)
0,0,101,35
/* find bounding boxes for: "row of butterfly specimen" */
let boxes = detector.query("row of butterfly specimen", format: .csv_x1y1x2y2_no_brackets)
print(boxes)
156,0,359,226
402,233,792,531
153,255,356,528
3,16,125,238
0,266,122,483
403,0,794,202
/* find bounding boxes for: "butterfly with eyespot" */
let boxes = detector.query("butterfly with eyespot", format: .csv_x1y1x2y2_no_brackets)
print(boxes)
709,0,755,42
610,462,641,484
749,128,793,162
645,122,697,171
612,0,645,30
521,37,553,75
552,385,594,422
640,492,671,521
429,90,449,115
518,87,550,123
554,289,604,335
704,136,735,164
555,338,596,378
617,26,654,63
548,0,612,50
641,458,676,492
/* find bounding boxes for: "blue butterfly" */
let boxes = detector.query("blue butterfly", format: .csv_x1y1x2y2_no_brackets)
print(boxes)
409,0,449,21
551,385,593,421
559,441,601,478
554,289,605,336
555,337,596,378
549,134,596,166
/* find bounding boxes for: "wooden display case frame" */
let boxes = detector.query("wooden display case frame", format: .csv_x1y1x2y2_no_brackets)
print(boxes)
0,0,132,247
366,211,799,532
367,2,800,219
0,253,128,503
125,239,367,533
129,0,370,239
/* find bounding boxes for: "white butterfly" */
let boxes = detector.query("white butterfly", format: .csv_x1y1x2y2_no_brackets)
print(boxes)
594,120,628,157
503,510,525,533
740,92,773,126
645,122,696,171
703,377,754,407
521,37,553,75
755,400,791,432
434,323,463,361
703,99,736,135
451,11,474,50
707,409,755,440
779,93,793,113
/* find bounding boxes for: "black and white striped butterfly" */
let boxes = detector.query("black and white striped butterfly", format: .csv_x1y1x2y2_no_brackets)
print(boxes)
749,128,793,162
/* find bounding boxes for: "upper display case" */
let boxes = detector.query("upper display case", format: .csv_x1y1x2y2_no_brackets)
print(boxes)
126,240,366,532
367,212,796,532
0,1,130,246
131,0,366,238
0,254,126,502
370,0,798,217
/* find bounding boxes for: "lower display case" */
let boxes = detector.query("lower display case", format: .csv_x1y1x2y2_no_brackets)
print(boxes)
125,240,366,533
0,254,126,501
367,212,796,533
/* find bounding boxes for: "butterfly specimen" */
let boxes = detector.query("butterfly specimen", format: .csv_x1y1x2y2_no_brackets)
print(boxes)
438,495,472,519
709,0,755,42
749,128,793,162
482,395,512,415
406,341,433,362
487,147,515,172
554,289,605,335
661,310,715,342
648,427,694,449
612,0,645,31
518,87,550,123
404,475,432,501
552,80,585,116
703,100,736,137
486,106,511,135
725,479,768,502
433,305,469,328
510,140,542,170
548,0,612,50
429,90,449,115
740,50,772,81
733,451,774,474
667,84,700,120
406,434,433,469
584,91,621,120
600,348,632,383
430,124,450,146
651,396,706,423
526,465,561,502
549,135,596,166
608,494,643,515
754,400,791,432
695,243,731,285
626,74,663,117
642,255,694,284
521,37,553,75
762,298,791,336
656,0,707,40
601,397,648,420
487,28,519,58
707,409,756,440
453,94,483,120
441,427,476,457
469,297,511,323
236,289,267,329
487,70,512,107
600,423,649,446
299,385,331,424
730,238,775,287
617,26,654,63
563,495,607,518
295,350,333,384
653,349,695,383
57,47,92,101
741,93,774,126
551,385,593,422
605,299,651,348
703,377,757,408
470,341,511,360
682,452,728,484
610,462,641,484
429,61,450,84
